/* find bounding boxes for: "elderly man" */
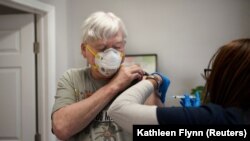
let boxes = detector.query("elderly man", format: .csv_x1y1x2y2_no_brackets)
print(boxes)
51,11,163,141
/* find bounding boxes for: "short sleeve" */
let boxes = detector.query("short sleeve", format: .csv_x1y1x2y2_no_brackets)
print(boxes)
52,70,77,114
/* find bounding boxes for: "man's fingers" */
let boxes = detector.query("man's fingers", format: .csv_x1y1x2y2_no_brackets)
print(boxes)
131,72,142,80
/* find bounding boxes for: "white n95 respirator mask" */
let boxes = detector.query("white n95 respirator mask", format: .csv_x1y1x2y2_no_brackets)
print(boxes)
86,45,123,77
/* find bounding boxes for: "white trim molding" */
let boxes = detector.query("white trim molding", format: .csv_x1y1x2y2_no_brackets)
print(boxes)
0,0,56,141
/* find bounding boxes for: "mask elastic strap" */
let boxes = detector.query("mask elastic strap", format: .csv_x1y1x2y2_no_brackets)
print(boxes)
86,45,99,69
86,45,97,56
120,52,125,61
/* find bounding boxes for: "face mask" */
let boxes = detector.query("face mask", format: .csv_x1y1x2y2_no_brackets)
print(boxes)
86,45,123,77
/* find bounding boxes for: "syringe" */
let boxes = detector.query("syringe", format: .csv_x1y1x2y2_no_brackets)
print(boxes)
172,95,196,99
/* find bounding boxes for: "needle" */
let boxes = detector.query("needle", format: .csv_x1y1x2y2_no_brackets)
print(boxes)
172,95,196,99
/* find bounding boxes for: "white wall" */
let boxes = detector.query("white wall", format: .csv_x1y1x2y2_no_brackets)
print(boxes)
41,0,250,106
39,0,69,82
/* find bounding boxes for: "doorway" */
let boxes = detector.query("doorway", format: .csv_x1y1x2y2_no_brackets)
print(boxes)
0,1,56,141
0,13,35,141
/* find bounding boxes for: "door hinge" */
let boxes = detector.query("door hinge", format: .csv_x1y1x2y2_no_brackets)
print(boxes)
35,133,41,141
33,42,40,54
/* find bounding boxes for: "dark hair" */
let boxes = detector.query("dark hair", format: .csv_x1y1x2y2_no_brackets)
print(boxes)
204,39,250,110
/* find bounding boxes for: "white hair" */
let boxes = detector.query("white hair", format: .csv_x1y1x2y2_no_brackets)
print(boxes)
81,11,127,43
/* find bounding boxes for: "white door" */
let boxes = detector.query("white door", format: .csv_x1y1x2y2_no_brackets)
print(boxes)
0,14,35,141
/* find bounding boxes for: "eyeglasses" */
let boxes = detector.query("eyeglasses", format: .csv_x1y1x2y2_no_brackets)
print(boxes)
201,68,212,80
93,40,126,52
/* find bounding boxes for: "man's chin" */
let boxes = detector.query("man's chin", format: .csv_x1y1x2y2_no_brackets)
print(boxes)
96,71,115,79
100,73,115,79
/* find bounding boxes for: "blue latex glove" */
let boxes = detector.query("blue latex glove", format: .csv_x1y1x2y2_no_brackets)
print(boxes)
180,94,192,107
180,92,201,107
191,91,201,107
152,72,170,103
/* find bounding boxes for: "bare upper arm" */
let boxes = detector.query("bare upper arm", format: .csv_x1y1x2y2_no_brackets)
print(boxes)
144,92,164,107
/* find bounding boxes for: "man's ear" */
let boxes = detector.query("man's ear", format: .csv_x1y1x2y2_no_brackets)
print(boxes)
81,43,87,58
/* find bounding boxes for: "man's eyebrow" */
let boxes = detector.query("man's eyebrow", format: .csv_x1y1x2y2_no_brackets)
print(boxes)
94,43,106,48
115,41,123,43
94,40,125,47
96,43,105,46
114,40,126,44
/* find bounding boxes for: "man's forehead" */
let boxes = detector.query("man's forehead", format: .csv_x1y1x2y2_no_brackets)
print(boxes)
93,37,123,45
93,30,124,43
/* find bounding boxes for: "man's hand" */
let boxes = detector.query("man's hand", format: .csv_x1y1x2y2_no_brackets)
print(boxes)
109,64,144,92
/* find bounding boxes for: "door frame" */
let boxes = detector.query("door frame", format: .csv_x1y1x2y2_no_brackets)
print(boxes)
0,0,56,141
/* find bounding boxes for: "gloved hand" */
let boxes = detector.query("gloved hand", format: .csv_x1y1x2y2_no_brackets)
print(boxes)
180,91,200,107
152,72,170,103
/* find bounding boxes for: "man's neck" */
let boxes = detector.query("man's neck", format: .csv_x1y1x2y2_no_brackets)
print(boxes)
90,67,112,80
